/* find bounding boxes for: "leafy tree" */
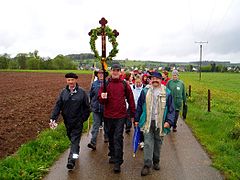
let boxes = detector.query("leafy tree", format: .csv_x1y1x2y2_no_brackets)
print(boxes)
0,54,10,69
8,59,18,69
211,63,216,72
15,53,28,69
201,65,211,72
26,57,40,70
52,55,76,70
186,64,193,72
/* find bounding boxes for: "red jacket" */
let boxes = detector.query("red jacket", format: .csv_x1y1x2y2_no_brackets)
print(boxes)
98,78,135,119
161,77,170,86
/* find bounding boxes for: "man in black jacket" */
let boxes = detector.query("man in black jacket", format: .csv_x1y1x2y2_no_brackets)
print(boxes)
49,73,90,170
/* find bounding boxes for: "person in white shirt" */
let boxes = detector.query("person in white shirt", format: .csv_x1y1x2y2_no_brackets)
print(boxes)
131,75,145,149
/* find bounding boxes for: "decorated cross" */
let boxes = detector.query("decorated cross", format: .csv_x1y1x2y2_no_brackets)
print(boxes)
89,17,119,92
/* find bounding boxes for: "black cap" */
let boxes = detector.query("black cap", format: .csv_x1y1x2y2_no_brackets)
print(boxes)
150,72,162,79
111,63,121,70
65,73,78,79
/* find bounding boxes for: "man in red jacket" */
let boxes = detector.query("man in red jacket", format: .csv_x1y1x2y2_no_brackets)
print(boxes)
98,63,135,173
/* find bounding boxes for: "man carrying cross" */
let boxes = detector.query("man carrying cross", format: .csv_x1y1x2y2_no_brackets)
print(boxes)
98,62,135,173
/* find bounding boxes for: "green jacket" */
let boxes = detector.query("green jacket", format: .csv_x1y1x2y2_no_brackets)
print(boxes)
166,79,186,110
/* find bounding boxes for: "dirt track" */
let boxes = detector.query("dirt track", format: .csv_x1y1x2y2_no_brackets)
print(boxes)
0,72,91,159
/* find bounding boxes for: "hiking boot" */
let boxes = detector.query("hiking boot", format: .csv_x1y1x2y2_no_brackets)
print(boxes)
109,157,115,164
113,163,121,173
141,166,151,176
66,159,75,170
153,163,160,170
87,142,96,150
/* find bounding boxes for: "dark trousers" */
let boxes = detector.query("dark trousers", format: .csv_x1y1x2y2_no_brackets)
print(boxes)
125,108,132,131
140,131,144,142
65,121,83,159
173,110,180,128
105,117,125,165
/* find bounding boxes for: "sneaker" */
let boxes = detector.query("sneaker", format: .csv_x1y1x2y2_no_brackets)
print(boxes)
72,153,79,159
153,163,160,170
87,143,96,150
173,128,177,132
139,142,144,149
109,157,115,164
104,137,109,143
66,159,75,170
141,166,151,176
114,163,121,173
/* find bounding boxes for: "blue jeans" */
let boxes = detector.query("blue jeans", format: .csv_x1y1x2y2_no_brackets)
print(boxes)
143,121,163,167
173,110,180,128
91,112,108,145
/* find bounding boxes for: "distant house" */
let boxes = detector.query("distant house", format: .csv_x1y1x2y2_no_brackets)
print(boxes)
192,67,198,71
177,66,186,72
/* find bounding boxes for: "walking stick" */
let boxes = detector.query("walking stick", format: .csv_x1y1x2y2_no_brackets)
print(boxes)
87,62,96,136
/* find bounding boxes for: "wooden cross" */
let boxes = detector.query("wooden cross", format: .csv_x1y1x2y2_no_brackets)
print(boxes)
89,17,119,92
89,17,119,60
99,17,119,59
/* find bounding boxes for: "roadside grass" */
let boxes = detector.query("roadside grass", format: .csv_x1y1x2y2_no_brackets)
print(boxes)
0,69,92,74
0,115,93,180
180,72,240,180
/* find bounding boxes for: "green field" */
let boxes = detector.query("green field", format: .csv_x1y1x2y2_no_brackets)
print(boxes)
180,72,240,179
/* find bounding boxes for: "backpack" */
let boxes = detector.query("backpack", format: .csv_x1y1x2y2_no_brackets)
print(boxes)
132,84,146,89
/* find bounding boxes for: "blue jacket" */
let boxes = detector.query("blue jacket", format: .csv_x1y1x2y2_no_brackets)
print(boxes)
90,80,104,113
135,86,175,134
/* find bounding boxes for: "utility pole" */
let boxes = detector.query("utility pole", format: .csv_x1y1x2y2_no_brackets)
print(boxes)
195,41,208,80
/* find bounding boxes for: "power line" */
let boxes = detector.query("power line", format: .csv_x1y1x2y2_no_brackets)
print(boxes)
206,0,234,42
203,0,217,40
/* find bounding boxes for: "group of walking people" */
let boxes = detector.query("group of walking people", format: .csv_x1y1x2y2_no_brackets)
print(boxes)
49,62,187,176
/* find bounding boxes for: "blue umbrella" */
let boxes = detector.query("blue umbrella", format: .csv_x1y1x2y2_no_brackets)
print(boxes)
132,126,140,157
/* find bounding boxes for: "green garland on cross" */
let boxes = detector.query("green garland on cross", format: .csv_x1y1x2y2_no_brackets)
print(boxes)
89,26,119,61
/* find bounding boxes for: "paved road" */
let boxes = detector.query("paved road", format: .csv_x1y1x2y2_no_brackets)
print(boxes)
44,119,223,180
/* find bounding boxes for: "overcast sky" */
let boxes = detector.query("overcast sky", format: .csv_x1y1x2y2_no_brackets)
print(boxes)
0,0,239,63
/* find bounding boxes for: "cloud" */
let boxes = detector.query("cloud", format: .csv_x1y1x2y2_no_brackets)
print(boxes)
0,0,239,62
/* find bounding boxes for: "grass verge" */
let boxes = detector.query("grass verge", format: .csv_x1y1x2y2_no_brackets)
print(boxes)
181,72,240,180
0,115,92,180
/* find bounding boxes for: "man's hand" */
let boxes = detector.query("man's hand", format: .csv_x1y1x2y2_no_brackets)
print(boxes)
49,119,58,129
134,121,139,127
101,92,108,99
164,122,170,128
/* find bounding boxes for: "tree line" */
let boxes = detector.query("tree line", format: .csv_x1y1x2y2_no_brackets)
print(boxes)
0,50,77,70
